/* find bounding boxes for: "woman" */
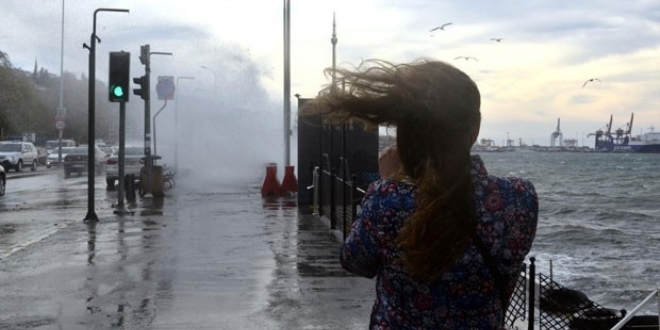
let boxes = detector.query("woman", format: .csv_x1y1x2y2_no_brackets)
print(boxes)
301,59,538,329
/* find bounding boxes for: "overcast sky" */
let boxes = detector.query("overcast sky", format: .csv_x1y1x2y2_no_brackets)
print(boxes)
1,0,659,147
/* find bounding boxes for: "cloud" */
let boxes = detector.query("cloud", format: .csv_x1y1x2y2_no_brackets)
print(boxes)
1,0,659,146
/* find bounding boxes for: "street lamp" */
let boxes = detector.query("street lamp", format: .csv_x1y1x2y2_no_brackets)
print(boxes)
175,76,195,174
200,65,217,90
283,0,291,166
82,7,129,223
57,0,66,166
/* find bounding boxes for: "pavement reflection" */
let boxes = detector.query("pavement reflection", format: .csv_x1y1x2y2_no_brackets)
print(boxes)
0,173,373,329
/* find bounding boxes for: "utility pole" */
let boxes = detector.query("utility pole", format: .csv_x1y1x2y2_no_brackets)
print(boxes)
57,0,66,166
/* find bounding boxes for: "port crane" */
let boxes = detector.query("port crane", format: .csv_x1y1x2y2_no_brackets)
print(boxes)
587,113,634,151
550,118,563,147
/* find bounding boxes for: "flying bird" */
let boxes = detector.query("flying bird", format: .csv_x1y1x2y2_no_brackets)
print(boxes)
490,37,504,42
430,22,452,32
582,78,601,88
454,56,478,61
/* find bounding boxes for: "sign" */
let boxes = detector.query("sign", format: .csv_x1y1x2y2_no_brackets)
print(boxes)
55,120,65,130
156,76,175,100
55,106,66,121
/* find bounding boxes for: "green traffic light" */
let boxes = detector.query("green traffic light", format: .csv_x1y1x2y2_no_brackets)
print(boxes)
112,85,124,98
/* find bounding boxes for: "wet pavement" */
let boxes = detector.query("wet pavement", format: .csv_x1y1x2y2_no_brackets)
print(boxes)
0,172,374,329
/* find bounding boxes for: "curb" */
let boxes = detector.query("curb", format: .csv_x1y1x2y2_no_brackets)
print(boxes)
5,171,45,180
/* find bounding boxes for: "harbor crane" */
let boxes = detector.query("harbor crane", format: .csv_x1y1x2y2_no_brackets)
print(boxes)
550,118,563,147
587,113,634,151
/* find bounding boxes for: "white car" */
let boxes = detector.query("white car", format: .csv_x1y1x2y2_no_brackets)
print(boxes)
46,147,75,168
106,146,145,188
45,139,76,156
0,141,39,172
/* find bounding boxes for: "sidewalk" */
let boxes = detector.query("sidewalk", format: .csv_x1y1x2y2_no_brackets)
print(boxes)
0,183,374,329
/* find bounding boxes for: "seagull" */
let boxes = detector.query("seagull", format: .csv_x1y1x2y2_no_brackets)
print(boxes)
430,22,452,32
490,37,504,42
582,78,601,88
454,56,478,61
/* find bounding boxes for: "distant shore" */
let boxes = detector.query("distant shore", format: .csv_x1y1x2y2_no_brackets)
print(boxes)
470,146,638,153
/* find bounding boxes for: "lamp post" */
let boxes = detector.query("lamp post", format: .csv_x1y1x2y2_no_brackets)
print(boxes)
283,0,291,166
200,65,217,90
175,76,195,174
57,0,66,166
82,7,129,223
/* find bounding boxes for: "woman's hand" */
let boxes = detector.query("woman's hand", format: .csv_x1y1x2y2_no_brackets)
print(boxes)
378,145,403,180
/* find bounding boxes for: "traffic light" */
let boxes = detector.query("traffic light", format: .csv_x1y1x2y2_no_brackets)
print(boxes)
133,75,149,100
108,51,130,102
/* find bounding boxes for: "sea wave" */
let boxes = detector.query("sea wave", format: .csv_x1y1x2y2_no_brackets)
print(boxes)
476,151,660,311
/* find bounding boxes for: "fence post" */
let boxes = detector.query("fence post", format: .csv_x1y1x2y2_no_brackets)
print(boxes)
312,166,319,216
329,167,336,230
320,153,330,217
341,157,349,241
528,257,536,330
347,174,358,242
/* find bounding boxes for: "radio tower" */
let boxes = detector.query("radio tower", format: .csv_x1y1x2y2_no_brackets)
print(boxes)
331,13,337,84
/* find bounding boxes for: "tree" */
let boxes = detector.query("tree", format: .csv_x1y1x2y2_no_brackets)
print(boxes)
0,48,117,144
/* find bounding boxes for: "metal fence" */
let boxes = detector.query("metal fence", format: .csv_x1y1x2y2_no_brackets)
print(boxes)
316,158,369,241
297,109,379,237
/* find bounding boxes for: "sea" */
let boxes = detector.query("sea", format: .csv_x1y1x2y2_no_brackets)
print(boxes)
474,150,660,314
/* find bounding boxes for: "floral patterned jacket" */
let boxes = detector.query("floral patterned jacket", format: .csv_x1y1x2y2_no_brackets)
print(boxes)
340,155,538,330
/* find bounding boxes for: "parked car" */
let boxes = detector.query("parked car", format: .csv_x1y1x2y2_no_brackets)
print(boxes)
45,139,77,155
0,141,39,172
46,146,75,168
0,164,5,196
106,146,144,188
99,145,116,159
62,146,107,179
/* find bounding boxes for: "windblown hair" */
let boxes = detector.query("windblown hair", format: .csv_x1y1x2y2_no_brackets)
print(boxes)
300,59,482,281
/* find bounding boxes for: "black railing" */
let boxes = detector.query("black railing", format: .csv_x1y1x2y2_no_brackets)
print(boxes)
317,165,367,240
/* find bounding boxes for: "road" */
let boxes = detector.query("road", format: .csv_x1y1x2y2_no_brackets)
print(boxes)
0,168,373,329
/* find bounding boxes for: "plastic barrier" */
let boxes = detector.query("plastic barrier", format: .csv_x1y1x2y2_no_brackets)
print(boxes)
280,165,298,196
261,163,281,197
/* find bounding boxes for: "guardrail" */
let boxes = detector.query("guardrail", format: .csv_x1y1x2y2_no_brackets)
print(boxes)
609,290,659,330
308,164,368,240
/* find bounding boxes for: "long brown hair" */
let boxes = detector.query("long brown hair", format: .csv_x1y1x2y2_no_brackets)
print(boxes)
300,59,482,281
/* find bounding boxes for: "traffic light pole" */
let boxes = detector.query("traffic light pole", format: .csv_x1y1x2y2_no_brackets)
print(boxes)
136,45,171,196
143,45,153,194
117,100,126,207
83,8,128,223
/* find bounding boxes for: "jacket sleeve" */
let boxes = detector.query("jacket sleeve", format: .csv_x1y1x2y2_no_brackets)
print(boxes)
502,177,539,296
339,183,381,278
